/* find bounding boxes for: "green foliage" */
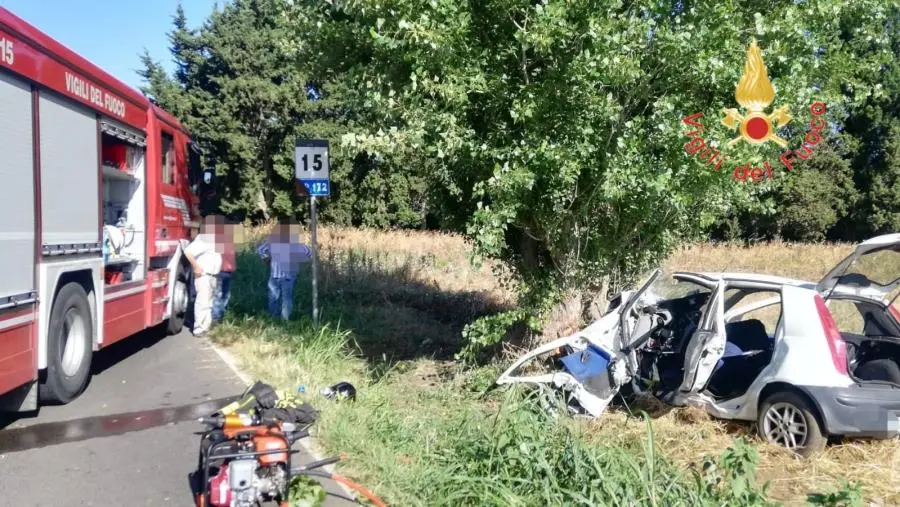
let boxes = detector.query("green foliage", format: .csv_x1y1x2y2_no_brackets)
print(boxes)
807,479,865,507
288,476,327,507
457,309,539,363
774,145,859,241
139,0,429,228
711,143,859,241
699,438,774,506
348,154,431,228
835,4,900,240
286,0,898,306
321,381,783,507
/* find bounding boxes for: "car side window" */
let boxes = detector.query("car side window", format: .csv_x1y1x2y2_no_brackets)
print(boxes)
725,290,782,338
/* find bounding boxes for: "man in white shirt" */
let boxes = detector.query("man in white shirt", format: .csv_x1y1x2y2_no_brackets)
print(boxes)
183,216,223,336
257,220,312,320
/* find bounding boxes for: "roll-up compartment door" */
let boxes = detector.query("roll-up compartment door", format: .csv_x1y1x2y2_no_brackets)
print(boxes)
100,118,146,147
0,72,36,304
40,91,100,250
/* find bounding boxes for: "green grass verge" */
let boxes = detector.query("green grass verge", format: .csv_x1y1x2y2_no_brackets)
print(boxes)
209,242,858,507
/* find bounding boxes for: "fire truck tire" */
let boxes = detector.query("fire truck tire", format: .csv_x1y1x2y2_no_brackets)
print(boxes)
40,282,94,404
167,263,190,335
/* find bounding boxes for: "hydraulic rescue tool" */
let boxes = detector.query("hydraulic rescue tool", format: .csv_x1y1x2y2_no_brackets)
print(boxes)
192,381,387,507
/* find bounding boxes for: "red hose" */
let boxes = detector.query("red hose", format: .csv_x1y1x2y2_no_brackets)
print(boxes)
330,473,388,507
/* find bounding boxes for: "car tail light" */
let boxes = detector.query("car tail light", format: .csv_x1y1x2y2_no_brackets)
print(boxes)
889,304,900,324
814,294,849,376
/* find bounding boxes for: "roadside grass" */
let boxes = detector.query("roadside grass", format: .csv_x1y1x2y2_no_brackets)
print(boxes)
211,226,899,505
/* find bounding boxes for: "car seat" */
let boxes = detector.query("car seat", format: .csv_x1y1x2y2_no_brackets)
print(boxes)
706,319,773,399
721,319,771,352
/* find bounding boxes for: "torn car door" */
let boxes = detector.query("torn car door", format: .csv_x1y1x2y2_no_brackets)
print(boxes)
679,279,726,394
494,313,628,417
495,269,662,417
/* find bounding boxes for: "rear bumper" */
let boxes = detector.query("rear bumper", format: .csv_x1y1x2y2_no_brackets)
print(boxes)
804,384,900,438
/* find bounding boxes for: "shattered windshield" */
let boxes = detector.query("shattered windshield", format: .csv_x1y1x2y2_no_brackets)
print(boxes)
645,269,710,301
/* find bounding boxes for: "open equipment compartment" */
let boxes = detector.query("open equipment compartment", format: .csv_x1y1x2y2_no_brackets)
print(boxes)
101,119,146,285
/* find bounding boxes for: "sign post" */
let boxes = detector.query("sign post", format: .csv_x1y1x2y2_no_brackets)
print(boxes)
295,139,330,326
309,196,319,326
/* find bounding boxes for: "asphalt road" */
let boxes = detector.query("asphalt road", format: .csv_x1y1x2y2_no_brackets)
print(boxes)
0,326,353,506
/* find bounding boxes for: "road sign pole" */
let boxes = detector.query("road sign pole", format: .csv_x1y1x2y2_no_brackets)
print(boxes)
295,138,329,327
310,195,319,326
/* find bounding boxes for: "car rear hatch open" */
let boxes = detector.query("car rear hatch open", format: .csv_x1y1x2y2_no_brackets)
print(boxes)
817,233,900,310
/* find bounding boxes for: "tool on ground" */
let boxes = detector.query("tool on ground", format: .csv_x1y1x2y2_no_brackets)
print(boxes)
193,380,387,507
217,380,281,416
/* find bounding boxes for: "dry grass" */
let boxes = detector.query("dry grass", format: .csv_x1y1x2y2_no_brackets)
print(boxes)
235,223,512,304
229,225,900,504
663,240,855,280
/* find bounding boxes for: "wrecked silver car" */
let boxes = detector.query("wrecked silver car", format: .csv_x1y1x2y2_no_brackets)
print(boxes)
498,235,900,456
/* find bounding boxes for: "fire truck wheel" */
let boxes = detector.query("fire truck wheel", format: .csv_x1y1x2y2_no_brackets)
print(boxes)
41,282,94,404
167,263,190,335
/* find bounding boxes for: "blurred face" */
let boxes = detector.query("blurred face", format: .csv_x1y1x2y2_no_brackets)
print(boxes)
275,221,301,241
201,215,217,234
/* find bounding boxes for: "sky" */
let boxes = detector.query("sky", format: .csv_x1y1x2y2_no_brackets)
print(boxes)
2,0,218,89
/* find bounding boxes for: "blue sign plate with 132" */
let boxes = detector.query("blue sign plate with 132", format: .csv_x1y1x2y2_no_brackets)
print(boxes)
302,180,330,197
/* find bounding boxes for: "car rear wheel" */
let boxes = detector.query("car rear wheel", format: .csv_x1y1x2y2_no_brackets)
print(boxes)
758,391,826,457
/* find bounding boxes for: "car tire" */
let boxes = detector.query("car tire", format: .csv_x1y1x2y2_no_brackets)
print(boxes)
40,282,94,404
757,391,827,458
167,263,190,335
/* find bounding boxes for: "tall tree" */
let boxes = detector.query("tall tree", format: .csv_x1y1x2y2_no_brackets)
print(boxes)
840,6,900,239
285,0,896,347
140,0,431,226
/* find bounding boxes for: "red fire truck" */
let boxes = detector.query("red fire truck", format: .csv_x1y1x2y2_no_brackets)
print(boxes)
0,8,205,410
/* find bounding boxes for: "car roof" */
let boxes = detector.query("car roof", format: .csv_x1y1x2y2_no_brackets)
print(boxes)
676,271,818,289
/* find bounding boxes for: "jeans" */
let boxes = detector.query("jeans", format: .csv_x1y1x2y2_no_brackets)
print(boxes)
267,275,296,320
213,271,233,322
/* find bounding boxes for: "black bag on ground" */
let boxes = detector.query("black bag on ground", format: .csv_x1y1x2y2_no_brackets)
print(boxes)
261,404,319,425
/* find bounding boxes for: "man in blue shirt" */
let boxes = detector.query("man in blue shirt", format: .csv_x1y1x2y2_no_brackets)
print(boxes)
257,220,312,320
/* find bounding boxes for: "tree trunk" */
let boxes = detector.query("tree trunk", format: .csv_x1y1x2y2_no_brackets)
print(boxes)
539,276,611,344
257,188,270,220
540,291,583,343
585,276,610,322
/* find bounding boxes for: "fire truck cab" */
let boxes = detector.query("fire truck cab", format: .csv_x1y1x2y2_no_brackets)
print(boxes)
0,8,203,411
